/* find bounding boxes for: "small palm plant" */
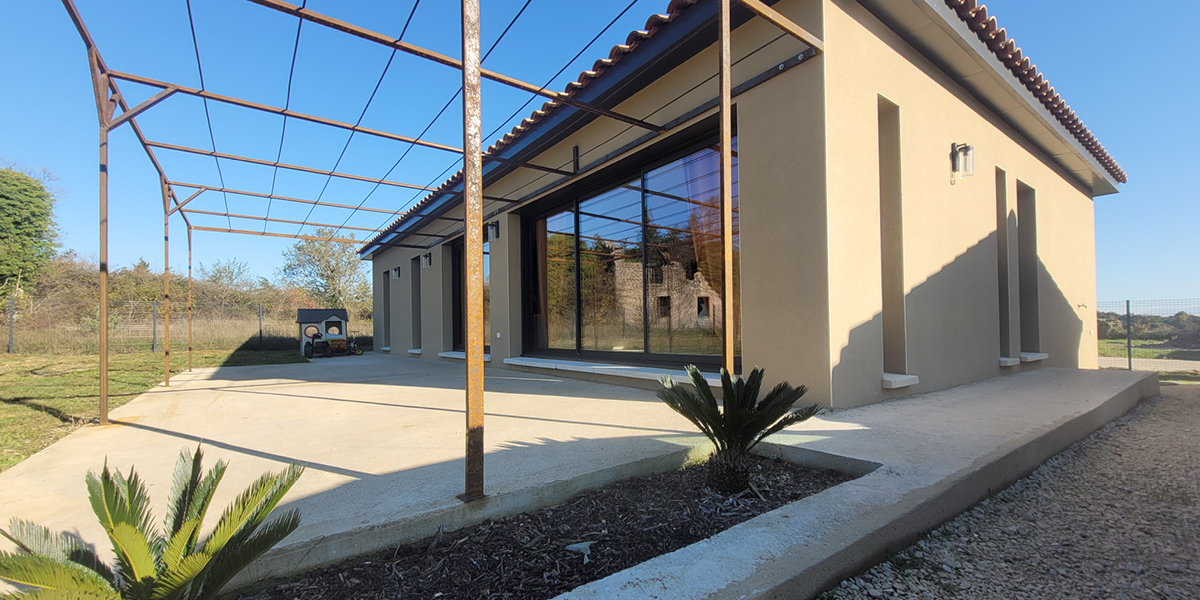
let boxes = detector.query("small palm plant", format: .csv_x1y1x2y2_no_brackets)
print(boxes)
658,365,820,494
0,445,303,599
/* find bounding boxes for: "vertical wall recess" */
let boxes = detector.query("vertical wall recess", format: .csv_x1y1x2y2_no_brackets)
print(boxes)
411,256,422,349
1017,181,1040,353
995,168,1019,358
381,270,391,350
878,96,907,374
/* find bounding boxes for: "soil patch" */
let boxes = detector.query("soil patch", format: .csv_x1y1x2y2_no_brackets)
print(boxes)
237,455,852,600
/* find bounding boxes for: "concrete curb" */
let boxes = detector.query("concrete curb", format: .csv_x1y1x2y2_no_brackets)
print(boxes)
557,370,1159,600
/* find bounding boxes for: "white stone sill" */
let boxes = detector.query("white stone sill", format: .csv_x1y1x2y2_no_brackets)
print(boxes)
502,356,721,387
1000,357,1021,367
882,373,920,390
408,349,422,355
438,351,490,362
1020,352,1050,363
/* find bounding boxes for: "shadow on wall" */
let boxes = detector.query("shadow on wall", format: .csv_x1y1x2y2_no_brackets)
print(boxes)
833,232,1083,408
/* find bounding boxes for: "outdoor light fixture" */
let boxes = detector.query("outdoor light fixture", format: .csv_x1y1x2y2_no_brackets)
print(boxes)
484,221,500,242
421,253,432,268
951,143,974,183
392,267,401,279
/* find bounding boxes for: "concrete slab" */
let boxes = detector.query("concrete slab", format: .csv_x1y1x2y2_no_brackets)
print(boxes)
559,368,1158,599
0,353,706,588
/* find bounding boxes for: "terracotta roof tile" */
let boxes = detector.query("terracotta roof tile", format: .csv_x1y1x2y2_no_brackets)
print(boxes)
945,0,1125,183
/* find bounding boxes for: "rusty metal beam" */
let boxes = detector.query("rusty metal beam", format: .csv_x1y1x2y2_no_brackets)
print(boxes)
719,0,736,374
168,182,403,215
109,70,463,154
167,188,205,216
460,0,486,503
187,226,193,372
109,87,177,130
182,208,384,234
88,45,116,426
146,140,439,193
190,225,362,244
245,0,664,133
736,0,824,52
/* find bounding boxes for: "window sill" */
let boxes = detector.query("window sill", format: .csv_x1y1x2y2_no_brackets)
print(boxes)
503,357,721,387
999,357,1021,367
380,346,391,353
408,349,422,355
438,351,491,362
882,373,919,390
1020,352,1049,363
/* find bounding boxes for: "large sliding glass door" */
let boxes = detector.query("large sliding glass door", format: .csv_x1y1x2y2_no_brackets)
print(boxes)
527,137,739,367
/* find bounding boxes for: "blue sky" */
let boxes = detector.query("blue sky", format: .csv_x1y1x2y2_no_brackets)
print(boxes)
1,0,1195,301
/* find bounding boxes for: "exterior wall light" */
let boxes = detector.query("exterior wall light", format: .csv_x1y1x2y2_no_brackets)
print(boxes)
421,253,432,268
951,143,974,184
392,266,401,279
484,221,500,242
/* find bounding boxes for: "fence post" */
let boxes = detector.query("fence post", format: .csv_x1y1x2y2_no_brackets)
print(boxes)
1125,300,1132,371
6,297,12,354
258,304,263,350
152,300,158,353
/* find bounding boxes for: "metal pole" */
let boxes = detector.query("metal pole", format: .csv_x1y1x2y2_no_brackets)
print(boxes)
718,0,736,375
152,300,157,353
187,227,193,371
1126,300,1132,371
259,303,264,350
89,47,112,425
162,178,171,386
7,297,13,354
460,0,485,503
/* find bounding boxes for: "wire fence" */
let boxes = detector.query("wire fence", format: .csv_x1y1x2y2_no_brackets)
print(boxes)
1096,298,1200,373
3,297,372,355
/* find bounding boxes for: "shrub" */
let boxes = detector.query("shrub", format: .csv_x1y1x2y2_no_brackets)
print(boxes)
0,445,303,599
657,365,820,494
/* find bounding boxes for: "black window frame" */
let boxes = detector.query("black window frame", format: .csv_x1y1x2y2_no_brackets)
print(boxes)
518,128,740,371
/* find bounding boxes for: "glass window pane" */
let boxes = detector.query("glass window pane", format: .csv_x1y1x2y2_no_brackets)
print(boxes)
579,182,644,352
533,209,576,350
644,140,739,356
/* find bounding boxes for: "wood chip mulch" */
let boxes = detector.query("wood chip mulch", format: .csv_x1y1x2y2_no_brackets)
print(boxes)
237,456,853,600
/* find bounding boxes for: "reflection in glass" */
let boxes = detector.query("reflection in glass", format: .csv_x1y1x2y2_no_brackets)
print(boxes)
643,140,739,356
534,209,576,349
579,182,644,351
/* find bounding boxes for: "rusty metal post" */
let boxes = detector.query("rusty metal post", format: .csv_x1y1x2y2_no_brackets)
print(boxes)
88,47,114,425
459,0,486,503
161,177,171,386
718,0,736,375
187,226,193,371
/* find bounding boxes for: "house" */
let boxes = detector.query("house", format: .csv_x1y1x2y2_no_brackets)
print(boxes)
358,0,1121,408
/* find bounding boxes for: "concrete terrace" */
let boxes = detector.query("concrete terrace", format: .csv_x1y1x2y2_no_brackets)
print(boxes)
0,354,1158,598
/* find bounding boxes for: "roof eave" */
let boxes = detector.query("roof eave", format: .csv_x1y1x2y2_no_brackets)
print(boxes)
857,0,1121,196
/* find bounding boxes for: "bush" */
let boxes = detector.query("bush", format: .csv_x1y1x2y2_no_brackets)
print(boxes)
0,445,303,599
657,366,820,494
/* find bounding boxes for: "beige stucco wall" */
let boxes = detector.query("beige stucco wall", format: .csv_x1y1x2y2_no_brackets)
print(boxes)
823,0,1098,408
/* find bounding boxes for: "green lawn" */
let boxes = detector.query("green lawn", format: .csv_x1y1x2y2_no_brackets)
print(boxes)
0,349,305,472
1159,371,1200,384
1098,339,1200,361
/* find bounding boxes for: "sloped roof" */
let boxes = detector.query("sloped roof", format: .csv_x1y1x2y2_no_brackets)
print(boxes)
363,0,1123,254
297,308,349,323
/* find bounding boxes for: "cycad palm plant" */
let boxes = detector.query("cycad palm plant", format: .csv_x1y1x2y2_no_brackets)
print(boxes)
658,365,820,494
0,445,303,599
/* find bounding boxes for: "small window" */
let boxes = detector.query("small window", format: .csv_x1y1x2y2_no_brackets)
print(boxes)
303,325,319,338
697,296,710,319
657,297,671,318
648,266,664,285
325,321,342,336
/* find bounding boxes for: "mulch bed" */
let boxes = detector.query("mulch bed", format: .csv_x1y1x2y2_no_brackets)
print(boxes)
237,456,853,600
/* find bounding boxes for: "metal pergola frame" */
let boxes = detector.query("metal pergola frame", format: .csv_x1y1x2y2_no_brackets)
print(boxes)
62,0,822,502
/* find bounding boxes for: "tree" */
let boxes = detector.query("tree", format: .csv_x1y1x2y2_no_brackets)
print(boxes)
279,227,370,316
0,168,58,297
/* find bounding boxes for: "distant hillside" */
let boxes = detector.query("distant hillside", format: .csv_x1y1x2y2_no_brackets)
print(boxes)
1097,310,1199,347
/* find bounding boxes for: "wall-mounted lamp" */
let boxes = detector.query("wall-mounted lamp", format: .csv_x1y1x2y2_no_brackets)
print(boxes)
421,253,432,268
484,221,500,242
391,266,401,279
951,143,974,184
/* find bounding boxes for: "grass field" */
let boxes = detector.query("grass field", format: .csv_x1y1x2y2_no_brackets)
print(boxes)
1159,371,1200,384
1098,339,1200,361
0,349,305,472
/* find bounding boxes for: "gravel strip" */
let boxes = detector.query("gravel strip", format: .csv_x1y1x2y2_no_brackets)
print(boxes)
821,384,1199,600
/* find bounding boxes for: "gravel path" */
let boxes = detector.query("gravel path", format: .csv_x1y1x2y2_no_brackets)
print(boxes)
821,384,1199,600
